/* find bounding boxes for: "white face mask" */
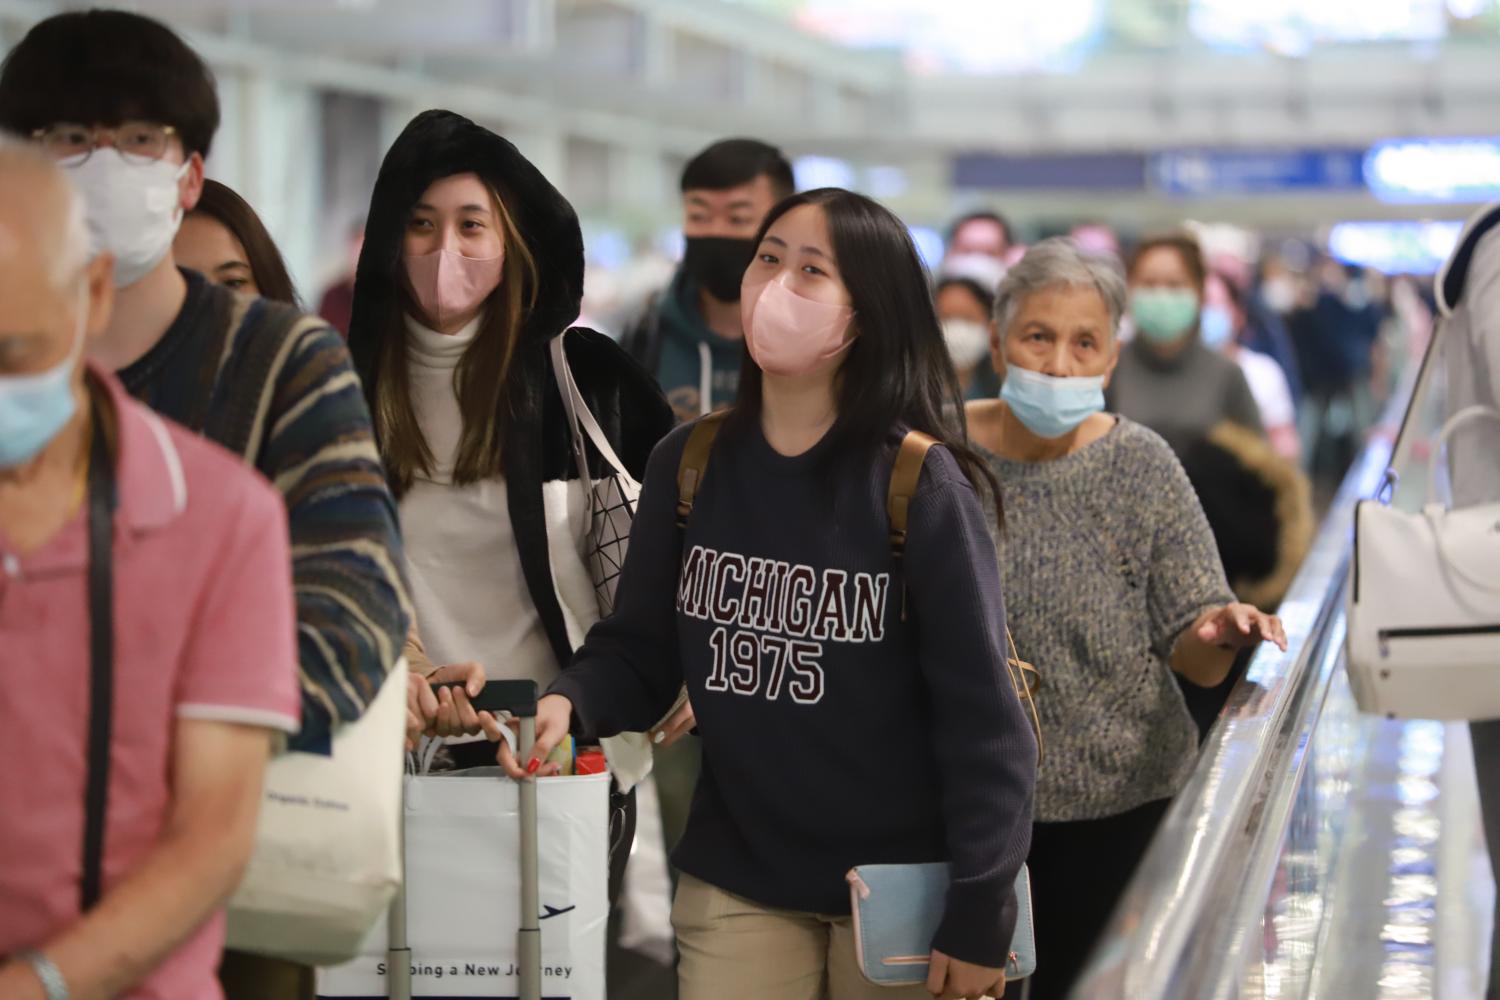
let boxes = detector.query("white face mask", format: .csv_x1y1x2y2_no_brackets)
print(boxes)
66,150,190,287
1261,277,1297,315
941,318,992,368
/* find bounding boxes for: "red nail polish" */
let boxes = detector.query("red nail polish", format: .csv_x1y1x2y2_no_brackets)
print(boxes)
526,758,540,775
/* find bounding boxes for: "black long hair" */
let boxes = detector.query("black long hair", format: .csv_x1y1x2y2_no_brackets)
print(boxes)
731,188,1001,514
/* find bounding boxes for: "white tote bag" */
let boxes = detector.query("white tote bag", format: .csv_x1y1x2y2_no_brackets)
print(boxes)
1347,403,1500,719
225,660,408,965
548,334,657,794
550,334,639,615
316,768,611,1000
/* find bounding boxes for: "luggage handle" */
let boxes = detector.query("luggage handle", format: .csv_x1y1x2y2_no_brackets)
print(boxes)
428,679,538,718
388,678,543,1000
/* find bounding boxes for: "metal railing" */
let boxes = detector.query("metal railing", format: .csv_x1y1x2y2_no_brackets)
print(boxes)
1073,412,1406,998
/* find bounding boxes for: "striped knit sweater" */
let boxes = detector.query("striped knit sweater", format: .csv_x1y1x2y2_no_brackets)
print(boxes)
120,269,410,752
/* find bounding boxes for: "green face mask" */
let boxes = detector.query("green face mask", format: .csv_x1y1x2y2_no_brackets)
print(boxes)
1131,289,1200,344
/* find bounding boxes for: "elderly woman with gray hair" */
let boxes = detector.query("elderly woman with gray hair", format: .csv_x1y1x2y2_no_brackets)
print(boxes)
968,238,1287,1000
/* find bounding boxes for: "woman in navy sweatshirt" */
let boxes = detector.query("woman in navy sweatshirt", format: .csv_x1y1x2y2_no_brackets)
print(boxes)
497,188,1037,1000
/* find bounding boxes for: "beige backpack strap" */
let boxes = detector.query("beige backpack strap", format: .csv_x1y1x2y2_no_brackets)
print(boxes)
888,429,1044,760
1007,629,1044,763
676,411,729,528
887,430,938,560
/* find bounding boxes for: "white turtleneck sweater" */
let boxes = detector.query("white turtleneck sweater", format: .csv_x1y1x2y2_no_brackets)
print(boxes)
398,313,559,688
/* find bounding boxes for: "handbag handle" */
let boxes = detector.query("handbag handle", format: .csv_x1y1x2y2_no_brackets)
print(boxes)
1421,405,1500,595
1425,404,1500,502
1423,500,1500,595
549,334,634,484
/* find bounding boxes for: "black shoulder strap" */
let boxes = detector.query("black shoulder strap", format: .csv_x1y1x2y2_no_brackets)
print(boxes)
82,391,117,911
622,291,668,374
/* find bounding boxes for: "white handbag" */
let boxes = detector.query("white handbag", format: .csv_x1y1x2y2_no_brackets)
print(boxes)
1346,331,1500,719
225,659,408,965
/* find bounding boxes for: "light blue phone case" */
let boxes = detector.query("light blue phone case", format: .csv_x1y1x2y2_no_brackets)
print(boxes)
846,862,1036,986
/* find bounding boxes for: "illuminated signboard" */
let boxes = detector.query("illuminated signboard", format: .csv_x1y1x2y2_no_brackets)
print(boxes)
1152,148,1365,196
1364,138,1500,203
1327,220,1463,274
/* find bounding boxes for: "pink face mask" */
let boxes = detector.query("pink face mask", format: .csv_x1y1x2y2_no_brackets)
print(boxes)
404,247,505,330
741,276,855,377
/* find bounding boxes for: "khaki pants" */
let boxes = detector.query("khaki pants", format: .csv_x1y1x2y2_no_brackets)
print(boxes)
673,873,936,1000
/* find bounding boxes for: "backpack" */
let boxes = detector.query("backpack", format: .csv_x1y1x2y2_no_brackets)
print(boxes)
674,413,1043,758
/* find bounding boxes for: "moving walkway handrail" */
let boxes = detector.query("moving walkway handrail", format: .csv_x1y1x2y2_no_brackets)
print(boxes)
1072,412,1403,998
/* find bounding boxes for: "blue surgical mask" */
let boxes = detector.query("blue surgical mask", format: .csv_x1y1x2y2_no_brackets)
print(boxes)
1000,365,1106,439
1199,304,1235,350
0,321,85,468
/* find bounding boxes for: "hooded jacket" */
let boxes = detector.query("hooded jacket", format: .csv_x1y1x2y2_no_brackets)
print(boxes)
1436,202,1500,507
621,268,746,421
347,109,673,673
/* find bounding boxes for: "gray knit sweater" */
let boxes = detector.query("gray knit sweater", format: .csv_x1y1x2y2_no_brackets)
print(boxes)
981,417,1233,822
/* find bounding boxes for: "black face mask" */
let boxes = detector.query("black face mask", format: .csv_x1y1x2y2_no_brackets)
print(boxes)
682,236,757,302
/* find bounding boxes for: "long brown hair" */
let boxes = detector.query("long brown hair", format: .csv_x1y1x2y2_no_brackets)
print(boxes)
190,179,300,307
374,179,539,495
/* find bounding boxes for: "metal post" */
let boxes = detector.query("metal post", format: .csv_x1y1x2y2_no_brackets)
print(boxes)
519,716,542,1000
386,779,411,1000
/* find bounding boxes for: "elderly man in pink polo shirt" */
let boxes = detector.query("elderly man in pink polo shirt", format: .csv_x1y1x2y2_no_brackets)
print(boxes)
0,141,301,998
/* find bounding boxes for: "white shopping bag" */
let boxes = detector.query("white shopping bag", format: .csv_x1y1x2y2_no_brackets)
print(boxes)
317,769,611,1000
227,660,407,964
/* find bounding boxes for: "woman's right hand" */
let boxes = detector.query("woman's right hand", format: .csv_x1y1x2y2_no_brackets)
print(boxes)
405,662,487,751
493,693,574,779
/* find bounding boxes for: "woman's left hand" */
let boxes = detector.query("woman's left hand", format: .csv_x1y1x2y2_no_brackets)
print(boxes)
1195,602,1288,652
926,950,1005,1000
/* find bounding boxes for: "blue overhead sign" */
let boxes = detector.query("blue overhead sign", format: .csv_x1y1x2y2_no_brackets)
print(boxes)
1364,138,1500,204
1151,148,1367,197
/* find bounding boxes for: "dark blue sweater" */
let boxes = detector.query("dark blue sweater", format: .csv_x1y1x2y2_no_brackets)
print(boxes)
550,418,1037,967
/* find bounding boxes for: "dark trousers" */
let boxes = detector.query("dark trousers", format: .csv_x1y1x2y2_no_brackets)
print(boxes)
608,783,638,904
1004,798,1172,1000
219,951,314,1000
1473,720,1500,1000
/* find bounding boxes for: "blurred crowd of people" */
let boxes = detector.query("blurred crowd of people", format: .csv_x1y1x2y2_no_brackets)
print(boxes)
0,8,1456,1000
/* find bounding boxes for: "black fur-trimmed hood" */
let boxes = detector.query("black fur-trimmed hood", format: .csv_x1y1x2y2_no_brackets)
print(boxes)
1182,422,1314,611
346,108,584,376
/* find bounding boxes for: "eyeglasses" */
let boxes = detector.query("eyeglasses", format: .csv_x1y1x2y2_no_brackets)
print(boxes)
31,122,179,166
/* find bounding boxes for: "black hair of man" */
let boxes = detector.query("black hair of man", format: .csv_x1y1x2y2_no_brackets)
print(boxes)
680,138,795,201
947,209,1013,249
0,9,220,159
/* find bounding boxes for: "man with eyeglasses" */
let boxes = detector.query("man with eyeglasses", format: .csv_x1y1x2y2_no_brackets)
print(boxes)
0,10,410,998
